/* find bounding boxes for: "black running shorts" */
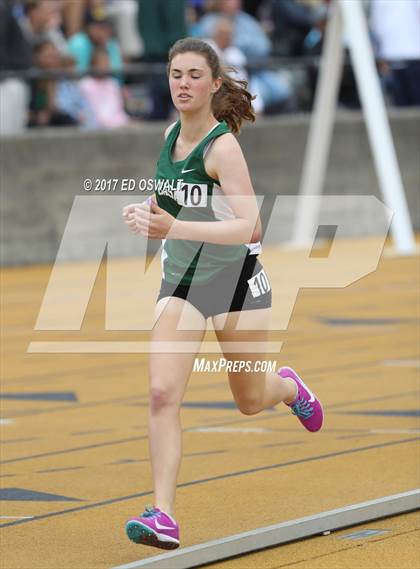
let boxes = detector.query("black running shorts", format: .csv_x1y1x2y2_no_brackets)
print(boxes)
156,254,272,319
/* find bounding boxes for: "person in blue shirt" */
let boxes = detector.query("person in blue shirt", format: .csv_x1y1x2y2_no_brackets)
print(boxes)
193,0,270,61
68,8,123,78
193,0,290,112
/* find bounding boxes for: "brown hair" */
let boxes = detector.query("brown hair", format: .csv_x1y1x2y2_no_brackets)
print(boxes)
167,37,255,134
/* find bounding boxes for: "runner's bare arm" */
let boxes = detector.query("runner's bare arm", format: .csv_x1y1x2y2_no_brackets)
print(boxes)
170,134,262,244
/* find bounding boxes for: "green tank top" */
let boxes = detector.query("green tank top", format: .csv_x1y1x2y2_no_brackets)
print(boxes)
155,119,261,286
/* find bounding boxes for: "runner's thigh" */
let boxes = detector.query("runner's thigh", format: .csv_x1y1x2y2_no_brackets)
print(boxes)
149,297,206,405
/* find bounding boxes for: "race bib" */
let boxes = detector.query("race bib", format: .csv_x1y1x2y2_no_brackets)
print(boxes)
247,269,271,298
176,182,208,207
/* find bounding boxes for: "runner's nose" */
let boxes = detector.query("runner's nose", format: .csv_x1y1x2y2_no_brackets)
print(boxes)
179,74,190,88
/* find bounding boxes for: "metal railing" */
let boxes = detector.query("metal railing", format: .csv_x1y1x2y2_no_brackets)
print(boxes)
0,56,324,81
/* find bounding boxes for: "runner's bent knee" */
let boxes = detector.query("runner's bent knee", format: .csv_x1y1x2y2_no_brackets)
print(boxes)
236,398,262,415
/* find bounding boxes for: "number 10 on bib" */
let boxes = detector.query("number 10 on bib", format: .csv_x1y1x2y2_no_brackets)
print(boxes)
176,182,208,208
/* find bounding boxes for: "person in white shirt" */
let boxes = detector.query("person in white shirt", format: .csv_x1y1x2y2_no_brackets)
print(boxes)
205,15,264,113
370,0,420,106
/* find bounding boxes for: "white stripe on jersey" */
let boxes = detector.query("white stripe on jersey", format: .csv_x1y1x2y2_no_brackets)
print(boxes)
161,238,168,279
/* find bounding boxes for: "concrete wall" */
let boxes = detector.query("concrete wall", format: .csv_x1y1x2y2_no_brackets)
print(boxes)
1,109,419,265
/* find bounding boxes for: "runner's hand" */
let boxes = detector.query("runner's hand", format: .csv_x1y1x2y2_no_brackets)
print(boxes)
134,199,175,239
122,199,151,235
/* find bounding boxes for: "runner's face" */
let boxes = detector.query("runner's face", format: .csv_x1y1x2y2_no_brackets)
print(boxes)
169,52,220,113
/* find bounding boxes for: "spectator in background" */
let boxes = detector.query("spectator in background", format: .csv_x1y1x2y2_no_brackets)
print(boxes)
370,0,420,107
20,0,69,55
55,55,97,129
205,15,264,113
186,0,211,35
207,16,248,79
137,0,187,120
0,0,32,134
194,0,270,61
268,0,327,57
106,0,143,62
79,47,130,128
29,41,77,127
61,0,88,38
195,0,290,113
68,6,123,76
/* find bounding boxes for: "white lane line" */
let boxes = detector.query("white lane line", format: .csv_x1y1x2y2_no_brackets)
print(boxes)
0,516,34,520
0,419,15,425
382,359,420,367
187,427,272,433
191,427,420,435
112,490,420,569
371,429,420,435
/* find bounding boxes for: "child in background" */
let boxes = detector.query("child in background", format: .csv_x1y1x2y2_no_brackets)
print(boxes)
56,54,97,129
30,40,96,129
79,47,130,129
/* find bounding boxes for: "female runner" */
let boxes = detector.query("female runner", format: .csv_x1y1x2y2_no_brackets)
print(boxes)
122,37,323,550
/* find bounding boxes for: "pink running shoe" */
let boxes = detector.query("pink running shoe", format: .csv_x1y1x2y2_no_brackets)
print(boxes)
125,506,180,550
278,367,324,432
